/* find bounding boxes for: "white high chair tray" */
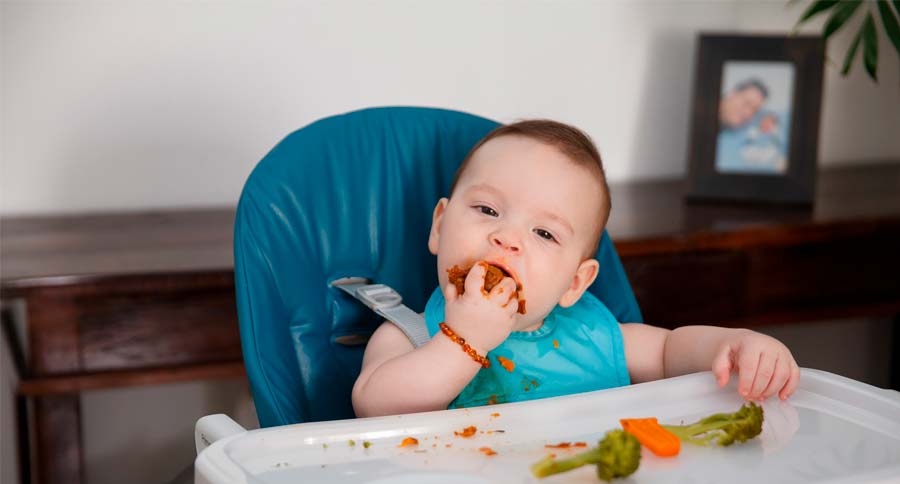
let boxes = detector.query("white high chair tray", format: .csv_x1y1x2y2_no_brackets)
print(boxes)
195,369,900,484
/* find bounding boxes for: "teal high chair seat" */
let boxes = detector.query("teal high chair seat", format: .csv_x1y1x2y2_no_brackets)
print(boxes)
234,106,643,428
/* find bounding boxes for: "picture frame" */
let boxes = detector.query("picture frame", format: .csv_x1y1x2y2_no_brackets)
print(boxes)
686,34,825,205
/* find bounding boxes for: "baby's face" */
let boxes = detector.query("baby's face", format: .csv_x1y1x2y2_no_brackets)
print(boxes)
720,87,765,129
428,135,605,331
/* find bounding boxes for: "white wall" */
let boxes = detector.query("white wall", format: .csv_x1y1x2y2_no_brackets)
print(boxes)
2,1,899,483
3,1,898,216
735,1,900,167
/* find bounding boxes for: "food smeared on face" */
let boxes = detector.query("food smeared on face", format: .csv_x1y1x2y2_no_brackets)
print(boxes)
447,262,527,314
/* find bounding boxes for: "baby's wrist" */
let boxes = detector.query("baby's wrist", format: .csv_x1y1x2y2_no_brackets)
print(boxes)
439,322,491,368
443,316,492,350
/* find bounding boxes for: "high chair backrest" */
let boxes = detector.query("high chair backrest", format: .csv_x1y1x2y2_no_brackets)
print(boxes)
234,107,643,428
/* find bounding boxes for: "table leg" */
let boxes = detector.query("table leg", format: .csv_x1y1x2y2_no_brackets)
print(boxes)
33,395,83,484
20,291,84,484
16,395,31,484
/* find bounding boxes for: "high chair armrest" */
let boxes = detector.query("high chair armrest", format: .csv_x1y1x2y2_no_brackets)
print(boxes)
195,414,246,454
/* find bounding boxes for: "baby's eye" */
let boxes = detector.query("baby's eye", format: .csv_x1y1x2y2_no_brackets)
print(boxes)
475,205,498,217
534,228,557,242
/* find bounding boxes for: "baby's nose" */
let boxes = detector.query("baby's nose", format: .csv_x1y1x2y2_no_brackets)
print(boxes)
492,235,520,253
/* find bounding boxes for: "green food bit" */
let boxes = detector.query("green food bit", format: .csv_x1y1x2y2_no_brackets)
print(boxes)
363,441,372,448
349,439,356,447
661,402,764,447
531,429,641,482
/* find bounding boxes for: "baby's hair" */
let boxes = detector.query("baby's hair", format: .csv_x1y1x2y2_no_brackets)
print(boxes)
733,78,769,98
449,119,611,258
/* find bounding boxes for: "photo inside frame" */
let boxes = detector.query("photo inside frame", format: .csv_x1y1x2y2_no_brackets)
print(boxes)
715,61,795,176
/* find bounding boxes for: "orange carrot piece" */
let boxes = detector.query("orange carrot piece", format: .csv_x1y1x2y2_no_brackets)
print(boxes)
544,442,573,448
397,437,419,448
496,356,515,372
620,418,680,457
454,426,477,438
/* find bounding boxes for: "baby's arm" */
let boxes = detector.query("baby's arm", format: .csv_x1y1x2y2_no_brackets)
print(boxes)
351,320,483,417
353,263,519,417
620,323,800,400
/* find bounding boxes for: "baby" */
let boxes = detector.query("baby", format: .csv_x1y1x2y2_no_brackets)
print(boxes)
352,120,799,417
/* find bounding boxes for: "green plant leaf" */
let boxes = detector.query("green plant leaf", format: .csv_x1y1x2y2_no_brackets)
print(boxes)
796,0,839,25
823,0,862,40
878,0,900,59
842,27,864,75
862,12,879,81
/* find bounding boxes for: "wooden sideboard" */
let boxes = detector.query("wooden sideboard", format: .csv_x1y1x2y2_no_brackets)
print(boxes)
2,162,899,484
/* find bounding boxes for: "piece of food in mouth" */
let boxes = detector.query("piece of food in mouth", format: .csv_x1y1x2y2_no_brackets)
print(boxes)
446,263,527,314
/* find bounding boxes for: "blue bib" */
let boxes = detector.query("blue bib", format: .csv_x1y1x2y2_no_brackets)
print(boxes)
424,288,630,409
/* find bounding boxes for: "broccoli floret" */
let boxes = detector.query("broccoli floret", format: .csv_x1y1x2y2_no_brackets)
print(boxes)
661,402,764,447
531,430,641,481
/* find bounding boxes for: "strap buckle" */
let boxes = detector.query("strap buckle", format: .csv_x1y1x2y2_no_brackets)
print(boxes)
355,284,403,310
331,278,404,310
330,277,429,348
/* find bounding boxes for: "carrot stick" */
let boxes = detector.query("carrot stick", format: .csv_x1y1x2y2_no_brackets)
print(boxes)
620,417,681,457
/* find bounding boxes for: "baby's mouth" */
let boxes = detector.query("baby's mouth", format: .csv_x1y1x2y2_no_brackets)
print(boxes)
445,261,526,315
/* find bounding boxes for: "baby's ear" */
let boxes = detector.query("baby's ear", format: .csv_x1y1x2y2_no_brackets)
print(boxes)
427,198,449,255
559,258,599,308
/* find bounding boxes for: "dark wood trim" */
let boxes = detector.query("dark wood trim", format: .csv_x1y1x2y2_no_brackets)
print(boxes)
1,270,235,297
614,217,900,257
18,362,246,396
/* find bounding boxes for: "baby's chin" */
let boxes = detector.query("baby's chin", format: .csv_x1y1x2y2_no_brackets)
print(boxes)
513,318,545,333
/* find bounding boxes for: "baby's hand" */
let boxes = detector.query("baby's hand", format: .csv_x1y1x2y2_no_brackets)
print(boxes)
443,262,518,354
712,329,800,401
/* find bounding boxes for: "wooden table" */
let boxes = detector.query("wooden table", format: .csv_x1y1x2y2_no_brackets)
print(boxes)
3,162,899,484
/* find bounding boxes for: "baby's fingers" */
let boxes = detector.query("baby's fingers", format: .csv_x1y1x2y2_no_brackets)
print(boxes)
779,364,801,400
737,348,762,398
464,263,488,296
443,281,459,303
760,358,791,400
748,354,777,399
491,277,518,310
711,345,734,387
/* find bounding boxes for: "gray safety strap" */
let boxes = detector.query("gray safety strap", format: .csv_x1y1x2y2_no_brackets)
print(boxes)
331,277,431,348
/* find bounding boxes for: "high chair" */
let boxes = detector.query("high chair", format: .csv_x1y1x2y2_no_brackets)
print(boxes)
196,107,900,484
232,106,643,428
